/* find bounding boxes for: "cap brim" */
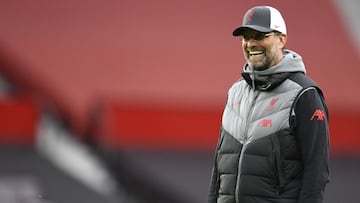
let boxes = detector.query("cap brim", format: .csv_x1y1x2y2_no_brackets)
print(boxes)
232,25,274,36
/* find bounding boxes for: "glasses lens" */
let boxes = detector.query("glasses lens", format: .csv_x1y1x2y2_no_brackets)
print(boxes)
254,32,266,40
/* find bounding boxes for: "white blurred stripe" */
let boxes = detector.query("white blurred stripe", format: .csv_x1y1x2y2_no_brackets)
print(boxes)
332,0,360,56
35,114,119,198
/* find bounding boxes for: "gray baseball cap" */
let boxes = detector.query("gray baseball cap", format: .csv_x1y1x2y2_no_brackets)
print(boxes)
233,6,287,36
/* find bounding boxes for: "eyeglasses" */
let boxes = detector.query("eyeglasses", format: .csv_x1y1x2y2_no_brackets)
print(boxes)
241,32,275,41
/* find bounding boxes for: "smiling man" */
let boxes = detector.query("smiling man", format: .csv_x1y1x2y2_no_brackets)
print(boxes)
208,6,330,203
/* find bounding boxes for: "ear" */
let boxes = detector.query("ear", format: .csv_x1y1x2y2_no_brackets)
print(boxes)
278,34,287,49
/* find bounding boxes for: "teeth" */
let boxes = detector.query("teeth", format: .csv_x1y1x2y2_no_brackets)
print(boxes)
249,51,264,56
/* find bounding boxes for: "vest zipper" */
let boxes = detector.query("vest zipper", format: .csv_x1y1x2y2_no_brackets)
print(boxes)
271,134,284,195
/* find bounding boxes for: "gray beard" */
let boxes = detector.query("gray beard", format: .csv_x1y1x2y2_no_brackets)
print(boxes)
248,53,275,71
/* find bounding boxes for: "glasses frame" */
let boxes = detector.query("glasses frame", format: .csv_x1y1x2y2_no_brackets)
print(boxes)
241,32,277,41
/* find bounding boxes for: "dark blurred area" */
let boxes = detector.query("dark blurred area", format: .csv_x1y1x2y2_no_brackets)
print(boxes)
0,0,359,203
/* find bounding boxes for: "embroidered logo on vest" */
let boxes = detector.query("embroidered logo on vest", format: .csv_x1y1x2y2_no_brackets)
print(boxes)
259,119,273,127
266,97,279,112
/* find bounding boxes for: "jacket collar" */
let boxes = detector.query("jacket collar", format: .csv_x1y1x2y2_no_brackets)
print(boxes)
242,71,292,91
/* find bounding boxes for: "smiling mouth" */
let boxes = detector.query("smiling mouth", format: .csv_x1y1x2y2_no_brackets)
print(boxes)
249,50,264,56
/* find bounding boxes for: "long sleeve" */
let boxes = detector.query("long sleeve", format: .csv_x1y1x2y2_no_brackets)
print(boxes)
294,88,330,203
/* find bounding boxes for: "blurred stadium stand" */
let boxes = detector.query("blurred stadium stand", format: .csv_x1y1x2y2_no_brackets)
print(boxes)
0,0,359,202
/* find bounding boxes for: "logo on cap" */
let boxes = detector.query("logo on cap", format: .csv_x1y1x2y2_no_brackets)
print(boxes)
247,10,255,24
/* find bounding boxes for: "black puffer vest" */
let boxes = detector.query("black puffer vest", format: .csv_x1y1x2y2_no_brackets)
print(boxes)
209,71,323,203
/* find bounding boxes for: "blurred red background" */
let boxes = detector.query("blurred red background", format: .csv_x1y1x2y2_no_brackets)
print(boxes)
0,0,359,154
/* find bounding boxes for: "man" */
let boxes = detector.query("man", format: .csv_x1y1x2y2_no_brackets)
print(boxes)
208,6,330,203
